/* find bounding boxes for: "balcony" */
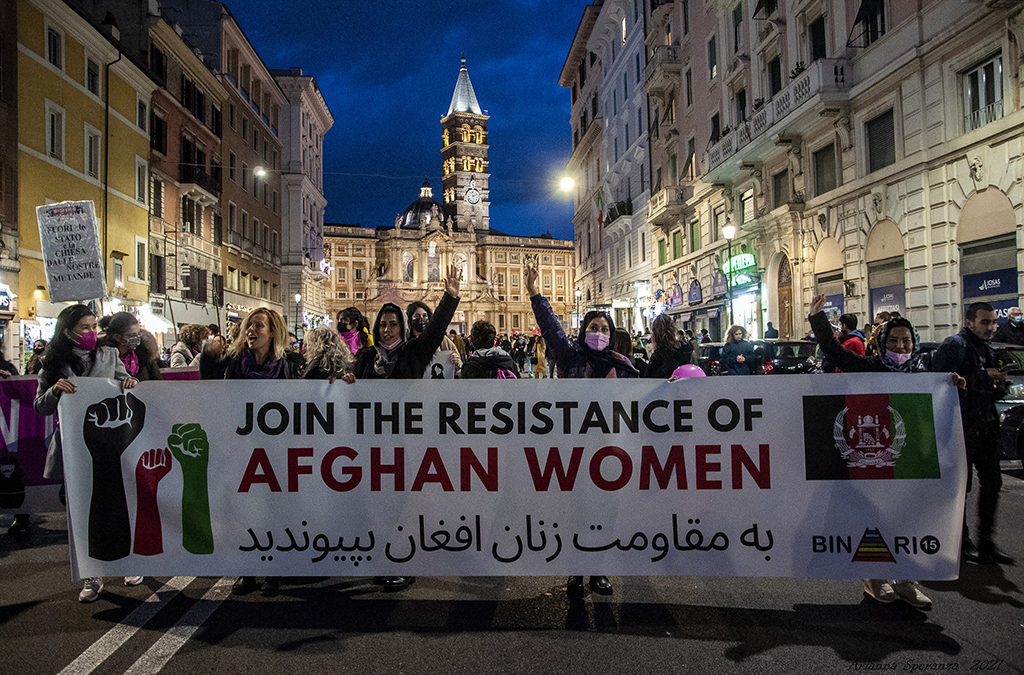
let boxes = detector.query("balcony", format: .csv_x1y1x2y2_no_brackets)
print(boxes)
179,165,221,201
644,45,681,98
647,184,692,229
604,200,634,234
704,58,850,181
964,100,1003,133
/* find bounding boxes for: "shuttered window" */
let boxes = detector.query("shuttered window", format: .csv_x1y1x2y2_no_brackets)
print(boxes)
866,109,895,173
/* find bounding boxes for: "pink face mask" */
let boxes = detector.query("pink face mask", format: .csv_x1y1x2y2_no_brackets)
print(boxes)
73,330,98,351
584,332,610,351
886,350,912,366
339,330,361,354
379,338,402,351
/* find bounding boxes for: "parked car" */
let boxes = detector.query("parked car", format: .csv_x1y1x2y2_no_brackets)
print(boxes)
698,342,725,376
759,340,819,374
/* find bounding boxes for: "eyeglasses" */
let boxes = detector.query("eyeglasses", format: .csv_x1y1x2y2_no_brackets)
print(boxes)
291,342,301,349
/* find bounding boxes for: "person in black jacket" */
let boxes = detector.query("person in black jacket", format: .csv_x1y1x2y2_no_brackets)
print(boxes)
992,306,1024,345
809,294,965,608
646,313,693,379
931,301,1014,566
461,320,518,378
302,325,355,382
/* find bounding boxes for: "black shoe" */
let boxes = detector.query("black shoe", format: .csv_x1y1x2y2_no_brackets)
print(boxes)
589,576,613,595
7,514,29,536
232,576,259,595
978,543,1016,566
566,575,585,598
380,576,415,592
261,577,281,596
962,538,981,564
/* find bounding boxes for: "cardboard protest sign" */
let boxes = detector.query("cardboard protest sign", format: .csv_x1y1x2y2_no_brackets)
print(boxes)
36,200,106,302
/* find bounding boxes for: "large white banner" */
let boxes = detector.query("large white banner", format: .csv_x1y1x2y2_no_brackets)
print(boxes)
36,200,106,302
59,374,966,580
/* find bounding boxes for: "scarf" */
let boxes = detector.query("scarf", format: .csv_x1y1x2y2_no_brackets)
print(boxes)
120,350,139,376
372,344,401,378
238,350,284,379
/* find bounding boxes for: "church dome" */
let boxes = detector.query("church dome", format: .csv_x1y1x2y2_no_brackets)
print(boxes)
399,179,443,229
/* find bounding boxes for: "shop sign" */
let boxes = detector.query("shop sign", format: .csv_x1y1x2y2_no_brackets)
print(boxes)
822,294,844,321
0,287,12,312
687,280,703,305
962,268,1017,299
722,252,757,274
869,285,905,317
711,271,728,296
670,284,683,307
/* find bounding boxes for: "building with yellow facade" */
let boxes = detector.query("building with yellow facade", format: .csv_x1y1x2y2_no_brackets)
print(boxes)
16,0,156,339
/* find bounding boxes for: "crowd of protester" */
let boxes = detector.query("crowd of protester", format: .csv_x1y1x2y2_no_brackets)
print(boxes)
2,265,1017,610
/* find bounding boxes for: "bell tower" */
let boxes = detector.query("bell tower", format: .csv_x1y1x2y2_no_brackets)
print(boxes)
440,58,490,231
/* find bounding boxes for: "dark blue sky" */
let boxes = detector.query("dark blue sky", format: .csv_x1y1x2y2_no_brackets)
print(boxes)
229,1,584,240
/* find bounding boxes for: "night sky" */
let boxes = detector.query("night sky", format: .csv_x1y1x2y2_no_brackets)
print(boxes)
228,1,584,240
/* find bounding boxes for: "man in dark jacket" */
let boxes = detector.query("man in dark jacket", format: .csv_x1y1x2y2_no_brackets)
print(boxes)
992,307,1024,345
931,301,1014,565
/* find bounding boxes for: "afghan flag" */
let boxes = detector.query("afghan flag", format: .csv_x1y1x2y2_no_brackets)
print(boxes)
803,394,940,480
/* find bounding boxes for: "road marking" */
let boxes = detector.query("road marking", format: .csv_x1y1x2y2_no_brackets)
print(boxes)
123,577,233,675
58,576,195,675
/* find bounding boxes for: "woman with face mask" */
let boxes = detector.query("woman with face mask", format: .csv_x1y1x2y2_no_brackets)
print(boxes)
526,266,637,599
25,340,47,375
808,294,965,610
99,313,163,382
350,265,461,592
33,304,140,602
336,307,372,354
406,300,461,378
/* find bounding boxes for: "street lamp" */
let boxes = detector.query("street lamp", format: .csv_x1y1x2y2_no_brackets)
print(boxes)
722,223,737,332
575,288,583,330
294,292,302,338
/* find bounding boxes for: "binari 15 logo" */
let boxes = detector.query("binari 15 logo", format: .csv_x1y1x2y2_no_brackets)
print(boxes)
812,528,940,562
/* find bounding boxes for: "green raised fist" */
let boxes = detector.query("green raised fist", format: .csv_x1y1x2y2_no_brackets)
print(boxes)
168,422,213,555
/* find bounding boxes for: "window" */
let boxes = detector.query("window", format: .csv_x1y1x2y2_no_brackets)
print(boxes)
689,220,700,253
242,117,248,141
658,239,667,266
740,189,754,223
621,16,627,44
866,109,896,172
149,44,167,85
86,58,100,95
772,169,789,207
354,267,363,281
635,52,641,84
228,202,237,234
682,137,696,181
736,88,747,123
137,99,147,131
710,113,721,142
852,0,886,47
672,230,684,259
46,26,62,69
732,4,743,53
640,231,646,261
150,113,167,154
136,239,147,280
45,101,64,160
809,17,827,62
708,35,717,79
149,254,166,294
682,0,690,35
712,206,725,242
768,56,783,96
685,69,692,106
242,163,248,191
241,211,248,240
229,153,236,181
113,259,123,287
152,178,163,217
85,127,100,178
963,55,1003,132
813,143,837,195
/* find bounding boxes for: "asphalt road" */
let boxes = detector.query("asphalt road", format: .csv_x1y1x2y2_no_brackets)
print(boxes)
2,473,1023,674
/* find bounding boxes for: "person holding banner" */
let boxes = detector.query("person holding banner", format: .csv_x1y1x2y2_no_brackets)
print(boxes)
352,264,461,592
809,294,965,609
99,313,163,383
526,265,637,598
32,304,142,602
302,325,356,383
200,307,300,596
406,301,461,378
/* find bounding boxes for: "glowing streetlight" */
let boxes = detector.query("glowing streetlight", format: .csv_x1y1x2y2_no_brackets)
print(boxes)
559,176,575,192
254,166,268,178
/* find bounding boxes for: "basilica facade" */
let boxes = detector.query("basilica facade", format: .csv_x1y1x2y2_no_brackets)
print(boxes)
323,59,576,334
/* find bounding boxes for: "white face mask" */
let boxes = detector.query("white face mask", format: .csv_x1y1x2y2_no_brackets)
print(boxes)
886,350,912,366
584,332,610,351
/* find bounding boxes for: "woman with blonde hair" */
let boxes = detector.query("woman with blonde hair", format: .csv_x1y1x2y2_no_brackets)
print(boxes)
302,325,356,382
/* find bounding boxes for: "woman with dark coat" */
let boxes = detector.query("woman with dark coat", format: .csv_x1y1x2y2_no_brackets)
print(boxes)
646,313,694,379
33,304,140,602
461,320,518,378
808,294,964,609
302,325,355,382
526,266,636,598
352,265,460,591
200,307,298,596
99,312,163,382
722,325,755,375
25,339,47,375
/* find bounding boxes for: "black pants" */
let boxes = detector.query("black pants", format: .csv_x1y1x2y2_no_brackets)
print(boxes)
963,424,1002,545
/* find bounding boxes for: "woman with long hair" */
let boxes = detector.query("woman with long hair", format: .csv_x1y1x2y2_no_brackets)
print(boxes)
25,339,47,375
33,304,140,602
722,325,755,375
646,313,694,379
200,307,300,596
337,306,371,355
98,312,163,382
531,335,547,379
302,325,355,382
169,324,209,368
526,266,636,598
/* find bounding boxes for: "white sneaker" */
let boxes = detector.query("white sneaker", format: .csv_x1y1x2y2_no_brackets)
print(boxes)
893,580,932,608
863,578,896,603
124,576,144,586
79,577,104,603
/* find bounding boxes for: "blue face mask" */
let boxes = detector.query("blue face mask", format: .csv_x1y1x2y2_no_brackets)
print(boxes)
1013,315,1022,324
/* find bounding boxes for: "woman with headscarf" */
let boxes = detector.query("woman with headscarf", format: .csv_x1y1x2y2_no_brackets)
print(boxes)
646,313,694,380
722,325,755,375
406,300,462,378
170,324,209,368
99,313,163,383
200,307,300,596
352,264,461,591
526,266,636,598
808,294,964,610
33,304,141,602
